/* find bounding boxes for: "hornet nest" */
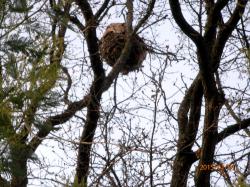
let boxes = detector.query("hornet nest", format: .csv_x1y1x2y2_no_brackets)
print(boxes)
99,23,147,75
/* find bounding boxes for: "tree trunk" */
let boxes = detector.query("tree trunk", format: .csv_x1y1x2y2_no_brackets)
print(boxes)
171,77,203,187
171,149,196,187
195,93,225,186
10,145,28,187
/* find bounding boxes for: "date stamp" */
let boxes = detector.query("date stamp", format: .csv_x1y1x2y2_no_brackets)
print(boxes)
200,163,235,171
199,163,236,176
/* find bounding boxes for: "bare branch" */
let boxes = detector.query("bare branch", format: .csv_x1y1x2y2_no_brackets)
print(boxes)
169,0,203,47
217,118,250,143
95,0,112,20
212,0,249,69
134,0,156,33
28,95,90,152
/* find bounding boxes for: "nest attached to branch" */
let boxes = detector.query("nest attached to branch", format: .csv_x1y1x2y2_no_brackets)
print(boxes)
99,23,147,74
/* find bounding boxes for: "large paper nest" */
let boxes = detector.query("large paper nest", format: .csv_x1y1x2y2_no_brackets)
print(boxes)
99,23,147,74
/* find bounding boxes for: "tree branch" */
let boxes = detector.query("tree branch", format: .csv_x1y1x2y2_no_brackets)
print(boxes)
134,0,156,33
28,95,90,152
94,0,112,20
203,0,228,44
169,0,203,47
74,0,94,21
212,0,248,69
177,75,200,135
169,0,216,97
217,118,250,143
